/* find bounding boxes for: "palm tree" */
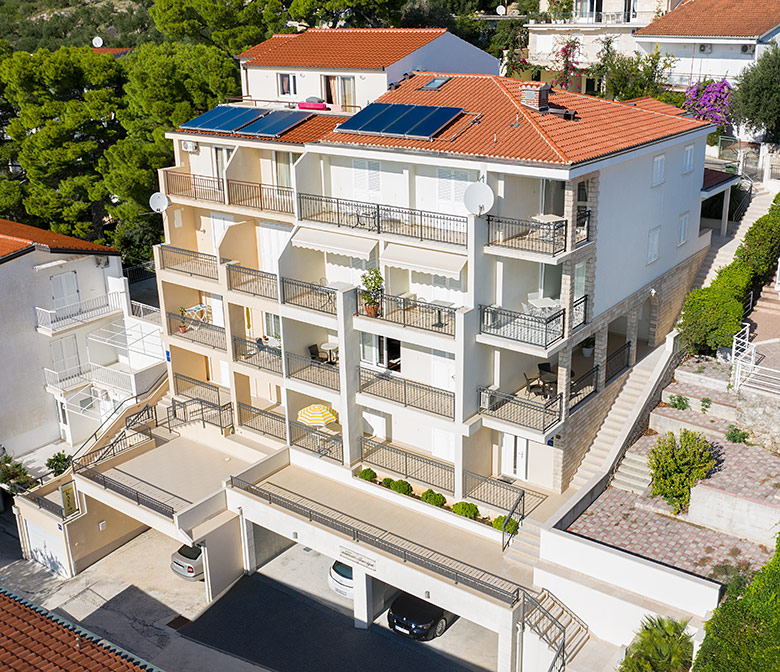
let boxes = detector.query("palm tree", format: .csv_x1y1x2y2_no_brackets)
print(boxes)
619,616,693,672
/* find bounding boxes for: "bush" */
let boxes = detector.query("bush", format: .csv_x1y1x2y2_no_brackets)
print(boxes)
619,615,693,672
389,479,413,496
421,489,446,507
710,261,754,303
678,287,743,355
451,502,480,519
735,212,780,282
358,467,377,481
668,394,690,410
648,429,715,514
0,455,38,490
381,477,395,488
45,451,72,477
726,424,750,443
492,515,519,535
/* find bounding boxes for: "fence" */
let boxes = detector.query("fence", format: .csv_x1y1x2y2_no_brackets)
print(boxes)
605,342,631,385
237,402,287,441
286,352,340,391
732,326,780,395
130,301,161,323
478,386,562,432
36,292,123,332
123,260,155,284
233,336,283,374
281,277,337,314
75,464,175,518
226,264,278,300
167,312,227,350
569,366,599,410
173,373,221,406
227,179,294,214
164,171,224,203
358,367,455,418
356,291,457,337
158,244,218,280
289,420,343,463
485,215,567,255
480,304,565,348
360,437,455,493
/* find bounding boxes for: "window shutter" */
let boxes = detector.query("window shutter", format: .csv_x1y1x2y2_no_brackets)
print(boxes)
438,168,453,203
453,170,469,204
367,160,381,196
353,158,368,198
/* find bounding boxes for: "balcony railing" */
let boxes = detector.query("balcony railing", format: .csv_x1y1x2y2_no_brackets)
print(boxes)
11,484,66,519
74,464,175,518
356,291,456,337
158,244,218,280
233,336,282,375
167,312,226,350
90,362,134,393
358,366,455,419
486,215,566,255
289,420,343,463
299,193,468,246
237,402,287,441
605,342,631,384
286,352,340,391
130,301,161,324
360,437,455,493
464,470,526,514
569,366,598,411
571,295,588,330
575,210,591,246
173,372,221,406
478,386,562,432
281,277,337,314
36,292,123,332
227,179,294,214
164,171,224,203
479,304,564,348
227,264,278,300
44,363,93,391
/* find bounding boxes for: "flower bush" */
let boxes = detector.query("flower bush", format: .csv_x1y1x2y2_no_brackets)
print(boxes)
684,79,732,127
551,37,581,91
421,489,446,507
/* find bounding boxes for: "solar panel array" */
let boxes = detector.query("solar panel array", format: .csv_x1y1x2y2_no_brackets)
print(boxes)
335,103,463,140
180,105,313,138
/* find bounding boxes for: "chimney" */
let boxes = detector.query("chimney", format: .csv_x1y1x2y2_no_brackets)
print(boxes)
520,83,550,112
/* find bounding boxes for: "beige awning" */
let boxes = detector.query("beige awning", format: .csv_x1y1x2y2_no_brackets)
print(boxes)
382,243,467,280
291,227,376,260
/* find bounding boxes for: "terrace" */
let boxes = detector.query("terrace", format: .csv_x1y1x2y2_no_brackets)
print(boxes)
35,292,124,333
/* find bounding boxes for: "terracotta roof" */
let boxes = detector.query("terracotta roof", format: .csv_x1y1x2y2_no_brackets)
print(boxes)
92,47,133,56
238,28,447,70
0,219,118,258
0,587,162,671
635,0,780,38
703,167,739,190
177,112,346,144
622,96,687,116
320,73,711,166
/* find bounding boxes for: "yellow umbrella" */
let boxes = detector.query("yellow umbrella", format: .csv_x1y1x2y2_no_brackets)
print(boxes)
297,404,337,427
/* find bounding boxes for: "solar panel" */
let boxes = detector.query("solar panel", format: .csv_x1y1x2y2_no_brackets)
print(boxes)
335,103,393,133
240,110,313,138
405,105,463,140
335,102,463,140
382,105,437,136
208,107,268,132
180,106,236,131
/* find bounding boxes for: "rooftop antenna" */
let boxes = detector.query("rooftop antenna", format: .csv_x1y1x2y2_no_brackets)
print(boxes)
511,111,520,127
92,36,103,48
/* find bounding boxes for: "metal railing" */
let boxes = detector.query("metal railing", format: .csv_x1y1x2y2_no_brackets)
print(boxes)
605,342,631,385
167,312,227,350
43,363,93,391
486,215,567,255
233,336,283,374
164,171,224,203
571,295,588,330
549,9,656,23
289,420,343,463
130,301,161,323
575,209,591,246
502,493,524,550
75,464,175,518
77,424,153,469
479,304,564,348
166,396,233,431
569,366,598,410
36,292,123,332
173,372,221,406
125,404,158,431
90,362,134,393
478,385,562,432
10,484,65,519
123,260,155,284
286,352,340,391
463,470,527,518
226,264,278,300
732,173,755,223
360,437,455,493
158,244,218,280
227,179,294,214
237,402,287,441
358,367,455,418
356,291,457,337
298,193,468,246
281,277,337,314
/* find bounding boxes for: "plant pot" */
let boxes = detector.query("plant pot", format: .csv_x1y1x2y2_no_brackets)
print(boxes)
178,325,187,334
582,346,594,358
365,304,380,318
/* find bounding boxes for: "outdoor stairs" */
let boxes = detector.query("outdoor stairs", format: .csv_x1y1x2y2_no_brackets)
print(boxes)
505,520,541,564
751,273,780,316
527,588,590,664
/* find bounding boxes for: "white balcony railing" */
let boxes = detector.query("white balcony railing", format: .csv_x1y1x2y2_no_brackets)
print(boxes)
43,363,93,392
36,292,124,332
90,363,134,393
130,301,161,324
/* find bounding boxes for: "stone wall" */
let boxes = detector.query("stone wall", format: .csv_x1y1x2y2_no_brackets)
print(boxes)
736,387,780,452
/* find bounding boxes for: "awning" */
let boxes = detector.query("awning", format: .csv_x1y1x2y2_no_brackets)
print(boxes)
382,243,467,280
291,227,376,260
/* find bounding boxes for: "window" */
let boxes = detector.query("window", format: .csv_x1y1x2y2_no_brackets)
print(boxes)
647,227,660,264
573,261,586,298
652,155,665,187
683,145,694,174
341,76,355,108
678,213,689,245
420,76,451,91
264,312,280,339
353,158,381,200
275,151,292,188
437,168,470,210
278,73,296,96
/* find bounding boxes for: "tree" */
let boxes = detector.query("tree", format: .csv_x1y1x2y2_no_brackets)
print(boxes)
0,39,25,223
551,36,581,91
589,38,676,101
731,43,780,141
288,0,405,28
684,79,731,127
620,616,693,672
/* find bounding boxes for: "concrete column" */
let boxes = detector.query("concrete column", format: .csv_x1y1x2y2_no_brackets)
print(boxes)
238,507,256,573
560,260,574,339
336,285,362,467
563,180,576,251
352,567,385,629
626,308,639,366
720,187,731,237
453,433,465,500
557,346,572,420
594,324,609,390
497,609,519,672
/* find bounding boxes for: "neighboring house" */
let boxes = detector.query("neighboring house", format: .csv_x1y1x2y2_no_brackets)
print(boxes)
92,47,133,59
0,220,165,455
236,28,500,110
634,0,780,88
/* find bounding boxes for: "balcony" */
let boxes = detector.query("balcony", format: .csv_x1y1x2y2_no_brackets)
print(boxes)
285,352,340,391
281,277,337,315
358,366,455,419
43,363,93,392
172,372,224,407
289,420,343,463
36,292,123,333
90,362,134,393
130,301,161,324
360,436,454,493
237,401,287,442
166,312,227,351
164,171,223,203
298,193,468,247
478,385,562,433
356,291,456,337
569,365,599,411
158,244,218,281
226,264,278,300
485,211,591,257
232,336,283,375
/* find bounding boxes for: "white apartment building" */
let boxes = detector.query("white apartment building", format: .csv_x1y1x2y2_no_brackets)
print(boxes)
0,220,166,455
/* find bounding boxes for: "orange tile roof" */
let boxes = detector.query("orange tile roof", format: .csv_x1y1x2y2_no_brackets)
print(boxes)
622,96,687,116
320,73,711,166
177,112,346,144
0,587,161,671
0,219,118,258
702,167,739,190
238,28,447,70
635,0,780,38
92,47,133,56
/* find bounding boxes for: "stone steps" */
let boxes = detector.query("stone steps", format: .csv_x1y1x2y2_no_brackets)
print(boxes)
674,367,731,393
506,523,541,563
529,589,589,664
661,382,738,422
649,405,730,439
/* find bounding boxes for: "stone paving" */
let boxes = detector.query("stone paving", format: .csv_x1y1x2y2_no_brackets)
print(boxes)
652,405,733,436
663,381,737,409
677,356,732,385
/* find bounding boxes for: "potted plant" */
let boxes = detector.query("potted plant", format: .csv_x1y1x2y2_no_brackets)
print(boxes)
580,336,595,357
178,307,188,334
361,268,384,318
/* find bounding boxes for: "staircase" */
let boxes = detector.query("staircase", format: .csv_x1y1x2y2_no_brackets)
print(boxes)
751,272,780,316
527,588,590,664
506,520,541,564
611,443,652,493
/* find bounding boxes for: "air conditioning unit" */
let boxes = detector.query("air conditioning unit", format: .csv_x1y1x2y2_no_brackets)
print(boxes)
181,140,198,153
95,255,109,268
698,44,712,54
480,384,499,409
741,44,756,54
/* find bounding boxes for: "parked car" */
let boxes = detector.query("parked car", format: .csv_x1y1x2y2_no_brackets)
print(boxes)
327,561,353,599
388,592,454,640
170,544,204,581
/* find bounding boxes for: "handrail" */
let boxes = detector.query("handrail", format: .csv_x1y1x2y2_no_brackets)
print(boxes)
9,483,65,519
732,173,754,224
502,492,524,550
356,290,458,337
360,437,454,493
358,366,455,418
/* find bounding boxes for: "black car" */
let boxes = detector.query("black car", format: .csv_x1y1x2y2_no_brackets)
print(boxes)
387,592,454,640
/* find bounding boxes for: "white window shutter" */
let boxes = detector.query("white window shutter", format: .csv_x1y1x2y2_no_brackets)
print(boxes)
367,160,381,197
438,168,453,203
353,158,368,198
453,170,469,204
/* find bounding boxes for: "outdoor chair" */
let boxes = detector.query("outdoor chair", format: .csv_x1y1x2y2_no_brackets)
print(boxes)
308,344,328,363
523,372,545,398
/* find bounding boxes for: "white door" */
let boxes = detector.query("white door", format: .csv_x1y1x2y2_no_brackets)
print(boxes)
24,519,69,577
51,335,79,372
51,271,79,310
501,433,528,480
210,212,233,257
353,158,381,202
431,427,455,462
430,350,455,392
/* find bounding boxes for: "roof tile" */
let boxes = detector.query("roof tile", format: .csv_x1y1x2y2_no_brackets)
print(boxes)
635,0,780,38
0,219,118,258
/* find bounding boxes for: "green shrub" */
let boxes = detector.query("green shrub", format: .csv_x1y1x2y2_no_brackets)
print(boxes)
648,429,715,514
700,397,712,413
678,287,743,355
451,502,480,519
45,451,72,477
668,394,690,410
492,515,519,535
726,424,750,443
358,467,376,481
381,477,395,488
735,212,780,282
710,261,754,303
619,615,693,672
389,479,413,496
0,455,38,490
421,489,446,507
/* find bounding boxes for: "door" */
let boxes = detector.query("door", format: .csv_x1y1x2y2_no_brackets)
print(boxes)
213,147,233,184
353,159,381,202
501,433,528,480
431,427,455,462
210,212,233,256
275,152,292,188
51,335,79,373
322,76,338,104
431,350,455,392
341,77,356,108
24,519,69,577
51,271,79,311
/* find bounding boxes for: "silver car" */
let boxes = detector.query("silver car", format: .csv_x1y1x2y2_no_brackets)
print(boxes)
170,544,204,581
327,561,353,599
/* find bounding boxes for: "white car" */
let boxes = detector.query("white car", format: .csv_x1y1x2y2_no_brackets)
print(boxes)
327,561,353,599
170,544,204,581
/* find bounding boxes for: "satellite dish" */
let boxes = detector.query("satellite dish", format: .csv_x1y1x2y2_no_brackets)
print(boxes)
463,182,495,216
92,36,104,48
149,192,169,213
496,4,507,15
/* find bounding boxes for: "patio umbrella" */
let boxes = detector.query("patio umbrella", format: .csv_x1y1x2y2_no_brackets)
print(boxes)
296,404,337,427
